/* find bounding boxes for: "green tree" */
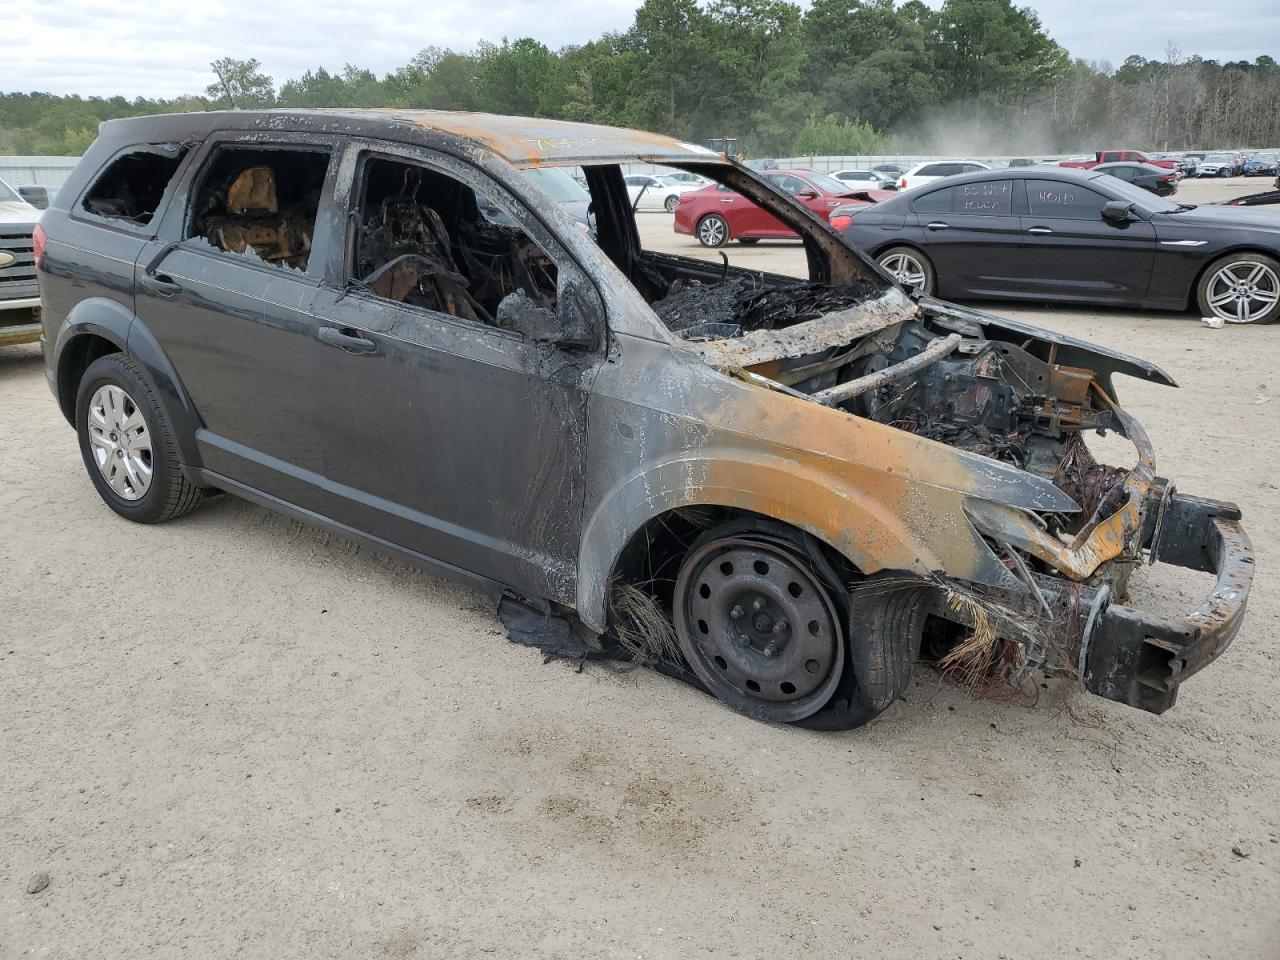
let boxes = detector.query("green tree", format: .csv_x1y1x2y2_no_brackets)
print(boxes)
206,57,275,108
928,0,1068,102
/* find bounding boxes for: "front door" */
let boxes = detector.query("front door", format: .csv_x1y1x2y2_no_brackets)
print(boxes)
1015,178,1156,304
309,144,604,603
135,136,340,504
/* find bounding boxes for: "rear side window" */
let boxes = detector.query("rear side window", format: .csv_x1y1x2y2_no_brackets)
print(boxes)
912,181,1012,215
917,164,950,177
954,180,1012,214
186,146,330,273
1026,180,1109,221
81,145,189,225
911,187,953,213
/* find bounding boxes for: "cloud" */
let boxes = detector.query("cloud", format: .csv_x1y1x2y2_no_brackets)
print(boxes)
4,0,641,98
5,0,1278,99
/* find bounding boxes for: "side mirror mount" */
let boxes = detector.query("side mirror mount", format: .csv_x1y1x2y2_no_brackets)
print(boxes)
1102,200,1135,223
494,282,599,352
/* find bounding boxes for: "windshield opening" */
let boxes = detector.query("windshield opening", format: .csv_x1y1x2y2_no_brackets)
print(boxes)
524,167,590,204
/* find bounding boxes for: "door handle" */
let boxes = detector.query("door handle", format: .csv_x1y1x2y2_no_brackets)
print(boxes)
319,326,376,355
140,273,181,297
925,221,949,230
1027,226,1053,235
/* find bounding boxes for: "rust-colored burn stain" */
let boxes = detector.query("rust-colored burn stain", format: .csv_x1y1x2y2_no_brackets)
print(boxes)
296,108,718,167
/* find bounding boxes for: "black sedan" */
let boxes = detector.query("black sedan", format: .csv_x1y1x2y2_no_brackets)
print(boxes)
1093,161,1179,197
837,167,1280,324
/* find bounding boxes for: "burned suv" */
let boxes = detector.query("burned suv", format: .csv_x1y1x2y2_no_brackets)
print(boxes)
36,110,1252,729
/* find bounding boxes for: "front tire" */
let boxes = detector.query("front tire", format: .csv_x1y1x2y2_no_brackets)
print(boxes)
737,237,760,245
76,354,204,523
877,246,935,295
696,214,729,248
1196,252,1280,325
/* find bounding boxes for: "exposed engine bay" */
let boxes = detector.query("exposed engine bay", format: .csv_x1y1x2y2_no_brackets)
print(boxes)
653,273,1135,586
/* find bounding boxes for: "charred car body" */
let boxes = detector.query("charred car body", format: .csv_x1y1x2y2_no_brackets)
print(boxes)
36,110,1253,729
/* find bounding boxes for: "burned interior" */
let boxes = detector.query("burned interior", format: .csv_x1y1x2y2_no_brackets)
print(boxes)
187,146,329,271
81,144,189,224
350,157,559,335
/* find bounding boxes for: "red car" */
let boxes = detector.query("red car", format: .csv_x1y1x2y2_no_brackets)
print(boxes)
674,169,891,247
1059,149,1180,172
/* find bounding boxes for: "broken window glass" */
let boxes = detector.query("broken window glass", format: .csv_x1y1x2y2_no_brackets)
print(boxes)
81,145,189,225
349,157,560,337
186,146,329,272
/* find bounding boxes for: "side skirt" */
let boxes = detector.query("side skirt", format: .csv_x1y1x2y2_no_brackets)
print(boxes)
197,469,509,603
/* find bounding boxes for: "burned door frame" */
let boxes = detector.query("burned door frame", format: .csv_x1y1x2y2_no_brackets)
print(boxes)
307,137,608,604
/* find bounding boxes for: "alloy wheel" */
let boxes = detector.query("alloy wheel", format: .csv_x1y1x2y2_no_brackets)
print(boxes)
1205,260,1280,323
697,216,727,247
879,251,927,290
87,385,153,500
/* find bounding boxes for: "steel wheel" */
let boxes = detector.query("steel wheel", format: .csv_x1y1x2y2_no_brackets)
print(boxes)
697,214,728,247
86,384,153,501
1204,259,1280,323
879,250,927,290
674,536,844,723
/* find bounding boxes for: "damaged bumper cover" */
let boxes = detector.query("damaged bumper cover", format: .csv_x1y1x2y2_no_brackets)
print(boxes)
1086,492,1253,713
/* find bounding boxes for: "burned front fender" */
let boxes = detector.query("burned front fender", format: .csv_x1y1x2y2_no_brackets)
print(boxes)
576,333,1081,632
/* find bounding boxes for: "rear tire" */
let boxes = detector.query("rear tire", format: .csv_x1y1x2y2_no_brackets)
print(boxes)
664,195,679,214
696,214,729,248
76,354,203,523
877,246,935,295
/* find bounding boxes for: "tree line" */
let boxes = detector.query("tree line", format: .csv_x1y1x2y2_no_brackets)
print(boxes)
3,0,1278,159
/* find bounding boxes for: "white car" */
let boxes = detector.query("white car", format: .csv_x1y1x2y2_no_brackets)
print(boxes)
1196,154,1237,177
624,174,702,212
831,169,896,190
897,160,992,192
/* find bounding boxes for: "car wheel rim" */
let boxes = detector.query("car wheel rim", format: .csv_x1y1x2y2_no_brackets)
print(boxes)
87,385,153,501
880,252,927,290
665,196,678,213
699,217,725,245
674,536,844,723
1206,261,1280,323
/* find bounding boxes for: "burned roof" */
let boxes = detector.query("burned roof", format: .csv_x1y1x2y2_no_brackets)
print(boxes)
99,108,721,169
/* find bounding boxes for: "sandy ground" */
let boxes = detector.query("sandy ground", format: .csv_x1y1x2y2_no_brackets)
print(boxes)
2,175,1278,960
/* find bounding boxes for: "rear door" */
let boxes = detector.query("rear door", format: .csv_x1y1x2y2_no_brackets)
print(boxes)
1015,178,1156,304
134,134,339,503
909,180,1023,298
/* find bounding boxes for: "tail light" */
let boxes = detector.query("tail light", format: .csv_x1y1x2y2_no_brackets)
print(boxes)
829,213,854,232
32,223,47,269
899,178,907,189
1160,174,1175,182
678,194,695,204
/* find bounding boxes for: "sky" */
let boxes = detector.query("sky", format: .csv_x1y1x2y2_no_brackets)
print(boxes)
6,0,1278,99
